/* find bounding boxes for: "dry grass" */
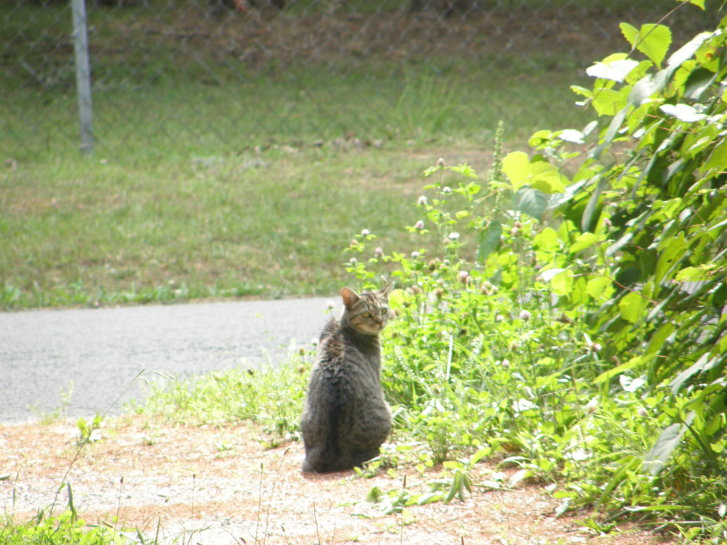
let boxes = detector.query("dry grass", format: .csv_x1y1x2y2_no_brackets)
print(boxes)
1,416,677,545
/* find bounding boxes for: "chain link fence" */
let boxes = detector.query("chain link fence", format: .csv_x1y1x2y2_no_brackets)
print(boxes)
2,0,716,158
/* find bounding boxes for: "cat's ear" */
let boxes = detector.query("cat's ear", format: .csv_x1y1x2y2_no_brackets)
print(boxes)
380,282,394,298
340,287,360,309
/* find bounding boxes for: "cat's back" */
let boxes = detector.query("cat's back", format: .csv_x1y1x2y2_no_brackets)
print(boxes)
310,318,356,395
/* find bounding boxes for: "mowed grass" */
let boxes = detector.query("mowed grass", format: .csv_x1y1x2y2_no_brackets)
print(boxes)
1,2,599,308
2,68,591,308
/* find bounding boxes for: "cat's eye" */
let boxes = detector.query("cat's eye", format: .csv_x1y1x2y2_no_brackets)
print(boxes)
361,311,371,318
381,307,388,315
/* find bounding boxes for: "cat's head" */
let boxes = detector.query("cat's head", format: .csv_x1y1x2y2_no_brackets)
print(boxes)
340,283,393,335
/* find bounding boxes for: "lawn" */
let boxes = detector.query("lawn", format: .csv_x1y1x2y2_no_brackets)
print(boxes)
1,6,602,308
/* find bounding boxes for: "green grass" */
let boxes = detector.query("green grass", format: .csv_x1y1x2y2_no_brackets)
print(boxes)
1,60,594,308
4,0,709,308
0,0,680,309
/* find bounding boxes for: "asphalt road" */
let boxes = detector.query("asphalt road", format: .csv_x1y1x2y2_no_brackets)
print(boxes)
0,297,337,423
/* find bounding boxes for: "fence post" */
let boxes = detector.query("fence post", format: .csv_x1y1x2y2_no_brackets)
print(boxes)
71,0,94,153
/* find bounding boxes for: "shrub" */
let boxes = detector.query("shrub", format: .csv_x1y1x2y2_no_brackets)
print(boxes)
346,2,726,539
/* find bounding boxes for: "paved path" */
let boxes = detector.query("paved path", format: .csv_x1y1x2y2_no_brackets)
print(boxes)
0,297,337,423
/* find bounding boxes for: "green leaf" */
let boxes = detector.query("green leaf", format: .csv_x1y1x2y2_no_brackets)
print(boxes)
655,233,687,285
677,0,705,9
643,413,694,475
534,227,559,252
529,161,566,194
586,58,639,82
594,356,645,384
619,291,646,324
666,30,713,72
502,151,531,191
513,187,548,219
684,67,715,100
675,266,709,282
550,270,574,296
620,23,672,68
570,232,599,253
660,103,707,123
703,140,727,175
502,152,565,194
586,275,614,301
670,354,719,394
592,88,627,116
477,220,501,263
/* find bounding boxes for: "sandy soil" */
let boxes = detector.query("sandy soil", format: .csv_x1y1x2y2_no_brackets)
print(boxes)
0,417,676,545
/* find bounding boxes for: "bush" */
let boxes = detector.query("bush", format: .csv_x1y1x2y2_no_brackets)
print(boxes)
346,3,726,539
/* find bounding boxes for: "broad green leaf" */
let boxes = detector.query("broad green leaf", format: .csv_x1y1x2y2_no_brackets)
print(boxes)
558,129,585,144
570,232,599,253
550,270,574,296
502,151,531,191
645,322,676,355
619,291,646,324
682,125,718,158
628,74,657,106
655,233,687,285
586,275,614,301
533,227,559,252
620,23,672,68
502,153,565,194
513,187,549,220
702,140,727,175
592,88,628,116
570,85,593,98
529,129,553,147
643,413,695,475
586,58,639,82
684,67,715,100
675,266,707,282
670,354,717,394
666,30,713,71
660,103,707,123
529,161,566,194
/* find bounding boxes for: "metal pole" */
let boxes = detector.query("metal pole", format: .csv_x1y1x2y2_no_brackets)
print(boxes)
71,0,93,153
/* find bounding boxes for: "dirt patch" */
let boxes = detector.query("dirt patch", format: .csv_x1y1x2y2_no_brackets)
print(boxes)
1,416,676,545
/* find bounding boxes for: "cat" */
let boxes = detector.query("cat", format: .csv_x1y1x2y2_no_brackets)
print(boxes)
300,284,393,473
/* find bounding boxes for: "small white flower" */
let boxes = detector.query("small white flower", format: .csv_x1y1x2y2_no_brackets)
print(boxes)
417,195,428,206
584,397,599,414
374,247,384,258
501,359,510,368
349,257,358,265
436,157,446,167
414,220,425,230
442,186,452,194
411,251,421,259
448,232,460,241
519,310,532,321
637,406,648,418
361,228,371,236
311,337,319,347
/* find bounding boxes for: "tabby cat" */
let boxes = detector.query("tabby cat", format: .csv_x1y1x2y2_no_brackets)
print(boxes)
300,284,393,473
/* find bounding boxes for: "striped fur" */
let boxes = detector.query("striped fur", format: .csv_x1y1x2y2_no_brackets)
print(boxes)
300,285,393,473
